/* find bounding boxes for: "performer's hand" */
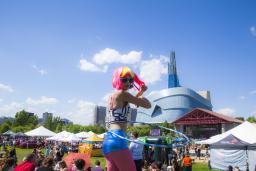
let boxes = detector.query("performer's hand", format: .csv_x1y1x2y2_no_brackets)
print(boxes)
136,85,147,97
141,85,148,92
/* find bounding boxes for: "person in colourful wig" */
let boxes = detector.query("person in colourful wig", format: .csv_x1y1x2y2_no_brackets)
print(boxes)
103,66,151,171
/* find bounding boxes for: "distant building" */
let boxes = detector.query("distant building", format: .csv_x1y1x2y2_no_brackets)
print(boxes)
27,112,35,117
61,118,73,125
172,108,242,139
136,51,213,123
95,106,106,126
42,112,53,123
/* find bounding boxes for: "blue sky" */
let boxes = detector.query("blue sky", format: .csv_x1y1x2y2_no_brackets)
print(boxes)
0,0,256,125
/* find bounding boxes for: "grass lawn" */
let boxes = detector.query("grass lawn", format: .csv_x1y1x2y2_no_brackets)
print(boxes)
192,162,221,171
16,148,221,170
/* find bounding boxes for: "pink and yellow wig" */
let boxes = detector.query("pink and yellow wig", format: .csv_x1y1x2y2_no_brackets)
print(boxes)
112,66,145,90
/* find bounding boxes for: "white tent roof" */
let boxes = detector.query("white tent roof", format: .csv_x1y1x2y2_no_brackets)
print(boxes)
46,131,81,142
59,134,81,142
88,131,95,136
75,131,90,138
97,132,106,138
25,126,56,137
3,130,15,135
197,121,256,144
46,131,73,141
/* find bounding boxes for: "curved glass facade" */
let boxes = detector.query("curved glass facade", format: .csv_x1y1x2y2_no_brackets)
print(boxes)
136,87,213,123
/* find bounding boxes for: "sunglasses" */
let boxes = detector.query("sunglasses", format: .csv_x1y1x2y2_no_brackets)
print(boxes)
120,77,134,83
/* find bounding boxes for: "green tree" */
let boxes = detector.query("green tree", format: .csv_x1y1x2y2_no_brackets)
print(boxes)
52,116,62,131
235,117,245,121
44,115,54,131
127,125,151,136
247,116,256,123
0,122,11,133
55,124,63,133
14,110,38,127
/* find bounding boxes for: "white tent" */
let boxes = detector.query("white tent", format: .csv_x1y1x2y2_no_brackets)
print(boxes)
3,130,15,136
97,132,106,138
197,121,256,144
46,131,81,142
59,134,81,142
25,126,56,137
88,131,95,136
46,131,73,141
75,132,90,138
197,122,256,171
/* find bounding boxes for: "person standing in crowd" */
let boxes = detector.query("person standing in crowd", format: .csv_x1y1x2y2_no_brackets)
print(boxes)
37,157,54,171
14,153,36,171
55,148,63,162
197,148,201,160
9,147,17,164
46,145,51,157
129,131,144,171
103,66,151,171
59,160,68,171
182,154,192,171
149,161,162,171
74,159,86,171
194,147,197,159
91,160,104,171
234,166,240,171
0,158,16,171
227,165,233,171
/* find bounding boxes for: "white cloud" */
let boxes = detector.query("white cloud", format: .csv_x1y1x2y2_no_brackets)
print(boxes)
250,90,256,95
79,59,108,72
93,48,142,65
26,96,59,105
67,99,76,104
250,26,256,37
0,102,23,116
0,98,3,103
217,107,236,116
98,92,114,106
139,56,168,84
55,100,97,126
32,65,47,75
0,83,14,92
75,100,96,125
239,96,246,100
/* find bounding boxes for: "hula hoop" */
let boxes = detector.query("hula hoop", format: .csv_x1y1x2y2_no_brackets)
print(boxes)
108,121,190,148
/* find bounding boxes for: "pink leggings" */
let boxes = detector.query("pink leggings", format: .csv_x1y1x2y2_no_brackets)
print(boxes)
105,149,136,171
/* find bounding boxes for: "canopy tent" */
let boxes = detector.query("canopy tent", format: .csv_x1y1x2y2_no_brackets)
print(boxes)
88,131,95,136
82,134,103,143
197,122,256,171
3,130,15,136
14,132,27,137
25,126,56,137
75,132,91,139
209,135,250,171
79,134,103,157
248,145,256,171
197,121,256,144
97,133,106,139
59,134,81,142
46,131,74,141
46,131,81,142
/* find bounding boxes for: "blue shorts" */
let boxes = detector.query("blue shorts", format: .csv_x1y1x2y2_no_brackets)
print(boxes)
103,130,128,155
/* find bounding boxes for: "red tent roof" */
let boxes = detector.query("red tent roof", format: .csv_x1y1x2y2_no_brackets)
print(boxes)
172,108,243,125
